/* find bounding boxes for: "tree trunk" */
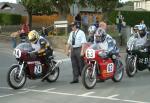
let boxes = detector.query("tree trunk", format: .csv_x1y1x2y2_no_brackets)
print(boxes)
28,11,32,30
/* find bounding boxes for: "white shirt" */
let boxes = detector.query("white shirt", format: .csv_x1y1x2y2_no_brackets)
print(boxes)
67,29,87,48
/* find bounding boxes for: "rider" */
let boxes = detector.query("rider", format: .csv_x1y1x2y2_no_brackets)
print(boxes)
87,25,97,43
134,24,148,47
28,30,53,59
93,27,119,59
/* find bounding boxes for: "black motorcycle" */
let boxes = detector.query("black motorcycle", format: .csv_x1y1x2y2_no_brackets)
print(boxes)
126,36,150,77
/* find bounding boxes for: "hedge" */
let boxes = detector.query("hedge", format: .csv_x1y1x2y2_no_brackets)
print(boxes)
108,11,150,27
0,13,21,25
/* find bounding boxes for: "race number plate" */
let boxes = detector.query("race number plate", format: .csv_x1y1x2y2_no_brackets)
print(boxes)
34,61,42,75
86,49,95,59
107,63,114,73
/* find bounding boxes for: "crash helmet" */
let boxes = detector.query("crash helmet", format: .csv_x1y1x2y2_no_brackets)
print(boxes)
95,27,106,43
28,30,39,43
138,24,146,38
88,25,97,34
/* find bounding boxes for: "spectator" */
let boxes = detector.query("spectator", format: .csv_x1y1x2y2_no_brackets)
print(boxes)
82,13,89,34
99,21,107,31
140,20,147,30
10,31,20,48
116,13,124,46
20,23,29,42
92,13,97,24
21,23,29,34
41,27,48,38
75,13,81,29
66,22,87,84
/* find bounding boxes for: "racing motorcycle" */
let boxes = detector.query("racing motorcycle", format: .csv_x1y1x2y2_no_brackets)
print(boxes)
81,43,124,89
7,43,61,89
126,35,150,77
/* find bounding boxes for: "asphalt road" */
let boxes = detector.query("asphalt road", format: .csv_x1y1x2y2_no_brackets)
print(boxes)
0,41,150,103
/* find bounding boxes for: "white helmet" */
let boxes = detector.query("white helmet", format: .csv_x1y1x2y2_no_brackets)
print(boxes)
88,25,96,34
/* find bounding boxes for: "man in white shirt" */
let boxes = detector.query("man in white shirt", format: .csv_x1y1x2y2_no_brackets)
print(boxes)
66,22,87,84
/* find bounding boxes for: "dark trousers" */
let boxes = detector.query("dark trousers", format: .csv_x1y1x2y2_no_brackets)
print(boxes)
71,47,84,81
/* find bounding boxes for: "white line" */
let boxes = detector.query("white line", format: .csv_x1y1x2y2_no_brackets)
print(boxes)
0,94,14,98
0,87,12,90
42,88,56,92
79,92,95,96
107,94,119,98
17,91,30,94
24,89,76,96
21,88,148,103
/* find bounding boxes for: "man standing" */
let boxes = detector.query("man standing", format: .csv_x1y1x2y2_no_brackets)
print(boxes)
66,22,87,84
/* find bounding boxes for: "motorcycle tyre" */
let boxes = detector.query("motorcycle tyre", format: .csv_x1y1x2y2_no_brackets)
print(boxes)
46,61,60,82
7,64,26,89
81,64,97,89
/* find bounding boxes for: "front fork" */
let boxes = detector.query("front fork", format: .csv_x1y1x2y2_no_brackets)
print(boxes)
90,61,97,78
133,55,137,70
18,61,24,78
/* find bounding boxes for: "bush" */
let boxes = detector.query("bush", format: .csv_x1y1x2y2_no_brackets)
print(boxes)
108,11,150,27
0,13,21,25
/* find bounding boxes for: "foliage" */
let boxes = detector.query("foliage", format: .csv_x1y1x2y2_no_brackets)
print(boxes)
108,11,150,27
80,0,118,12
0,13,21,25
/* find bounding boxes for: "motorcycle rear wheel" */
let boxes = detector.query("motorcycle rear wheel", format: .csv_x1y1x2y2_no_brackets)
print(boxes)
7,64,26,89
46,61,60,82
126,56,137,77
81,64,97,89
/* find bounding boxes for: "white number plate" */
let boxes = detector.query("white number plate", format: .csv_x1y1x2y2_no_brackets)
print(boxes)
86,49,95,59
107,63,114,73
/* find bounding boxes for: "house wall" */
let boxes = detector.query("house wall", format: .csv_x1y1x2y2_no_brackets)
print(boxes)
134,0,150,11
145,1,150,11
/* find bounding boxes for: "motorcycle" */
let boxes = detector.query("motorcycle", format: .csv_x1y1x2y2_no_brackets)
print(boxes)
81,43,124,89
126,35,150,77
7,43,61,89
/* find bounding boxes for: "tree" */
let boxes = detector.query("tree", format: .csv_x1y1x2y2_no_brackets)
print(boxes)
80,0,119,22
49,0,74,19
20,0,53,29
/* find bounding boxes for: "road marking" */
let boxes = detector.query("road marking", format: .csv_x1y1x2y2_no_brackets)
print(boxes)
0,87,12,89
17,90,30,94
21,88,148,103
0,87,148,103
42,88,56,92
0,94,14,98
107,94,119,98
79,92,95,96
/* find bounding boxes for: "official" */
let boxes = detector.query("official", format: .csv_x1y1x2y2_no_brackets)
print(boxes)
66,22,87,84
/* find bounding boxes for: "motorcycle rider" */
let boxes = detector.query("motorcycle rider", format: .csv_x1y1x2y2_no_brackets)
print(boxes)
87,25,97,43
28,30,53,61
134,25,148,47
93,27,119,59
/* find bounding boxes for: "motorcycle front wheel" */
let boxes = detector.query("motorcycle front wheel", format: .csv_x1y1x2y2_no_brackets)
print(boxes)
126,56,137,77
7,64,26,89
81,64,97,89
46,61,60,82
112,59,124,82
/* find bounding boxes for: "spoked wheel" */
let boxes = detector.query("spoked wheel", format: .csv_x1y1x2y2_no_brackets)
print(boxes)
126,56,137,77
7,64,26,89
46,61,60,82
112,60,124,82
81,64,97,89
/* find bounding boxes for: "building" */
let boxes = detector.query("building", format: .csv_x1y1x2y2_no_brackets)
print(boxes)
0,2,27,16
133,0,150,11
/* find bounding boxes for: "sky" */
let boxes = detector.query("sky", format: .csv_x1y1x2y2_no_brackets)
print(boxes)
0,0,17,3
0,0,130,4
